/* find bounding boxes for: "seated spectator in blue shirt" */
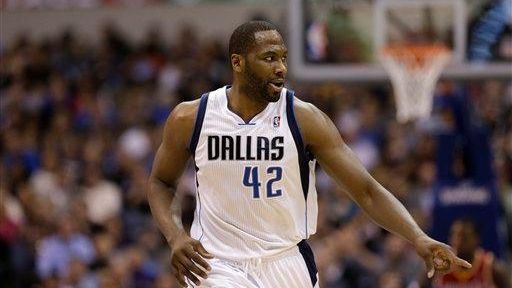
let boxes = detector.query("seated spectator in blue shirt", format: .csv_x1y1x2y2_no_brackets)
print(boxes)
36,215,96,279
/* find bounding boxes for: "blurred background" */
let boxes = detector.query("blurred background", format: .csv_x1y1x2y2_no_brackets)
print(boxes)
1,0,511,287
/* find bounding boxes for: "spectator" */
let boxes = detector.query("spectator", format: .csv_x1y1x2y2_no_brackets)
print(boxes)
432,218,511,288
36,216,96,280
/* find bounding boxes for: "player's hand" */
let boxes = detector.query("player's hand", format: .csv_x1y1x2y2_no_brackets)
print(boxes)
168,231,214,287
414,234,472,278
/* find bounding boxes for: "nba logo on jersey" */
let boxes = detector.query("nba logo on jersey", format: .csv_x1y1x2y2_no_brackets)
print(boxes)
273,116,281,128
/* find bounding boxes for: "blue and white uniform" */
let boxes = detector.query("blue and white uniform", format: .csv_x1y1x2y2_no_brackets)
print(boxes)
188,86,319,288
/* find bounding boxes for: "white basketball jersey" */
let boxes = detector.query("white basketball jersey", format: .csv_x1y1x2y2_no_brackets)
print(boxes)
188,86,318,260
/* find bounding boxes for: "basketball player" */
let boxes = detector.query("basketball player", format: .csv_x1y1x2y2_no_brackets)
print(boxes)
148,21,472,288
433,219,510,288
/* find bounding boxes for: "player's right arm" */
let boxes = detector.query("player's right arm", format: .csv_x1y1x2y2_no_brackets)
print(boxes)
148,100,213,287
293,98,471,278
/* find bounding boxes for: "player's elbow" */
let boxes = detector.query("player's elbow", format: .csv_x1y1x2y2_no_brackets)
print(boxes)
147,176,158,201
147,175,175,200
353,179,378,209
358,179,403,213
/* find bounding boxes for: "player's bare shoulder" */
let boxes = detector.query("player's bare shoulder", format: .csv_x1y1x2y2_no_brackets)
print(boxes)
293,97,333,146
162,99,202,148
169,99,201,127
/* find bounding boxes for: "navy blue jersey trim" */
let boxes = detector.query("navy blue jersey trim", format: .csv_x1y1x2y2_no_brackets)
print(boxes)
286,90,310,200
194,164,204,241
298,240,318,287
188,93,209,154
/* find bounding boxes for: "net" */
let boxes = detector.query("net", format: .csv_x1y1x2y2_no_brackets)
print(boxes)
379,44,451,122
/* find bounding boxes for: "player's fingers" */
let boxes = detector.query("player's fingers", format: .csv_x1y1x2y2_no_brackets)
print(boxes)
193,241,214,259
435,248,455,269
452,256,472,269
433,256,451,272
178,262,202,286
425,255,435,278
178,254,209,279
172,264,188,287
186,249,212,272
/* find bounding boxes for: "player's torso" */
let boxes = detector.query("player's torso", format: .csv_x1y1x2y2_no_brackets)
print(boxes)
190,86,317,259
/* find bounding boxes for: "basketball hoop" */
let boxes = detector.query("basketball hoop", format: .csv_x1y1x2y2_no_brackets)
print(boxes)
379,44,451,122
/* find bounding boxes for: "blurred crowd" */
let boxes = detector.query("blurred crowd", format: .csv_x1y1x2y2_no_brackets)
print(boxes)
2,0,266,10
1,23,511,288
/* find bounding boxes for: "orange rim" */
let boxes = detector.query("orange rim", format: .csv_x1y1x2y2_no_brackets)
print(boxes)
381,43,451,69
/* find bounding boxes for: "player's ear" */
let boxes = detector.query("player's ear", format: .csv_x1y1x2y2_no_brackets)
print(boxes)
231,54,243,72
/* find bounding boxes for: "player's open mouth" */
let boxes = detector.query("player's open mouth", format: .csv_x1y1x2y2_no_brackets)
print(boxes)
269,80,284,90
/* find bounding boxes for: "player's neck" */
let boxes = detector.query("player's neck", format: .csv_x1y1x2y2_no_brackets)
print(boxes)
227,83,269,123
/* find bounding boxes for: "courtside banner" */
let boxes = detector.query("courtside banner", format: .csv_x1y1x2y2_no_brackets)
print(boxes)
432,131,506,259
431,181,504,258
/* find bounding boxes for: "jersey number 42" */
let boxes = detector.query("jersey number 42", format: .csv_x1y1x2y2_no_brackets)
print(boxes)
243,166,283,199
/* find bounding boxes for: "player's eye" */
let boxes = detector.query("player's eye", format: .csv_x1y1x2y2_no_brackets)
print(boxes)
264,56,273,62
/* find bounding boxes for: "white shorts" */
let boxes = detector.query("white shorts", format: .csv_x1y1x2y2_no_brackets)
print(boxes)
187,240,319,288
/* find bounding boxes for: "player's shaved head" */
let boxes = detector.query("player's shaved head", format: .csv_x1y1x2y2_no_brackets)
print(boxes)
229,21,280,56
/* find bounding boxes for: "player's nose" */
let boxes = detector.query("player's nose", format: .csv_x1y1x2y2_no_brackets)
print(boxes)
274,60,287,77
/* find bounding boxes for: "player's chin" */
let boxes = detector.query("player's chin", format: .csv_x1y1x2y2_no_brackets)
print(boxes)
266,83,283,102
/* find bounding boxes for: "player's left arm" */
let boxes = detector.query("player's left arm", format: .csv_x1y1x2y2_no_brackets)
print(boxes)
293,98,471,278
